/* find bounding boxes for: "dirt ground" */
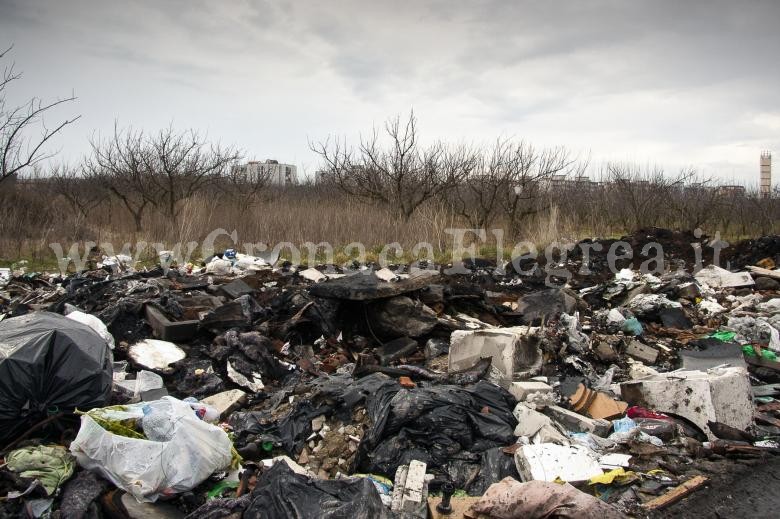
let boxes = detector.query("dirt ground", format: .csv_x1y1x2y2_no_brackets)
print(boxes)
653,455,780,518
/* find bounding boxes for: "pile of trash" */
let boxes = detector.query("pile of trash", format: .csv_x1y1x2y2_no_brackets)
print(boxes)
0,230,779,518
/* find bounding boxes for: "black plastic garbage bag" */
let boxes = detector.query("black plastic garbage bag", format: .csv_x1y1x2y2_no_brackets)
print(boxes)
244,462,390,519
354,378,517,489
0,312,113,443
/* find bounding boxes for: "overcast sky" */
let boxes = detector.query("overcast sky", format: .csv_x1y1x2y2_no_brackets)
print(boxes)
1,0,778,184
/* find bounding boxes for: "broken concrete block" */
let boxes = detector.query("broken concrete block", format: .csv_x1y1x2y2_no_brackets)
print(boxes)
568,383,628,420
625,340,659,365
261,455,315,478
542,405,611,436
514,443,603,482
449,326,542,385
620,366,753,440
695,264,754,288
200,389,247,420
128,339,186,373
513,403,553,437
311,415,326,432
508,381,552,402
594,341,619,362
391,460,429,517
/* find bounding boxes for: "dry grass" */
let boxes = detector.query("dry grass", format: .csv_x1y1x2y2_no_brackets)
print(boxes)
0,180,777,271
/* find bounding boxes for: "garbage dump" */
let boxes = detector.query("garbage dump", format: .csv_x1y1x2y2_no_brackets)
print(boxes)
0,227,778,517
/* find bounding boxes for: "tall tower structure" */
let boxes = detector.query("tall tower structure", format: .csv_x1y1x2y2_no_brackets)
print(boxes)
760,151,771,198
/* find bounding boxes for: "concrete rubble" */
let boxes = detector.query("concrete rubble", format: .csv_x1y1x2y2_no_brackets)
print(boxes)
0,227,778,517
620,367,754,439
449,326,542,385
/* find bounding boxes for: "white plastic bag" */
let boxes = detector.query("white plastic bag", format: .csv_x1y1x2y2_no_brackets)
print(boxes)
64,308,115,349
70,396,232,502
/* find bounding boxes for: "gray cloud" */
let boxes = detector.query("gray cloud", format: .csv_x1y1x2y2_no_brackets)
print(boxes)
0,0,778,183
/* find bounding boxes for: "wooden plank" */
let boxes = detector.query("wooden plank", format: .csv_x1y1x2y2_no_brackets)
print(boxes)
642,475,708,511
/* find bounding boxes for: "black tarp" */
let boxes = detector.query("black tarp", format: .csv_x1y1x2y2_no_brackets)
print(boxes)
0,312,113,443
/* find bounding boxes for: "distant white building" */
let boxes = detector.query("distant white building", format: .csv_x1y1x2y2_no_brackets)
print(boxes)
233,160,297,186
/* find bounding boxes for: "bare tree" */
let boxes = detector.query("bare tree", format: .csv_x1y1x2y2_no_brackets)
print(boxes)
452,138,514,229
0,45,79,185
312,112,477,221
87,125,240,229
48,163,106,218
606,163,694,230
142,126,240,224
498,143,581,236
666,171,725,230
85,126,154,232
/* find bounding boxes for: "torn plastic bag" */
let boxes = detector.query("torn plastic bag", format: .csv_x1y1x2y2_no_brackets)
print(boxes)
0,312,113,443
69,396,233,502
243,462,390,519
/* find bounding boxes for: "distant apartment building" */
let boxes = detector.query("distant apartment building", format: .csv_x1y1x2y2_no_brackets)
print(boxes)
548,174,598,189
714,185,746,197
233,160,297,186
